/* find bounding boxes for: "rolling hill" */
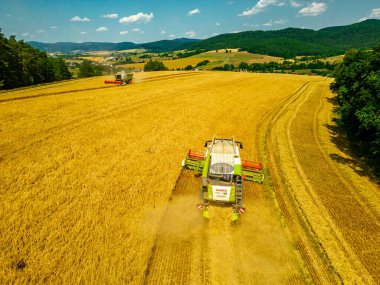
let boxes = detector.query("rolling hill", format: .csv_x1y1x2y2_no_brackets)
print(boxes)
28,20,380,58
190,19,380,58
28,38,200,53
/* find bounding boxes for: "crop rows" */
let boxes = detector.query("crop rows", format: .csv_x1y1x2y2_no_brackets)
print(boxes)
1,71,378,284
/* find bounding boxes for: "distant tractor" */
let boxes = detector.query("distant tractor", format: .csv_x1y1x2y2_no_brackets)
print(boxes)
182,137,264,221
104,71,133,85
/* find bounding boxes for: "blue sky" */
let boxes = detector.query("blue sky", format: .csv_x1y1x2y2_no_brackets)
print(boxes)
0,0,379,43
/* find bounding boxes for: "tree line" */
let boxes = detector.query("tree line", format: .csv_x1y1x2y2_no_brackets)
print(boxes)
0,30,71,90
212,60,335,75
78,60,105,78
330,42,380,165
143,60,168,71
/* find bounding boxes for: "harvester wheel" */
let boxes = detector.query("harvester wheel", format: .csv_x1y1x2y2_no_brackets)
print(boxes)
231,212,239,221
202,209,210,219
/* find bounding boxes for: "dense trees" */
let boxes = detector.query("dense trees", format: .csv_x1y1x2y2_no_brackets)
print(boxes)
330,42,380,162
212,60,335,74
195,60,209,67
238,62,249,70
78,60,104,78
176,49,204,58
78,60,95,78
143,60,168,71
0,30,71,90
50,58,72,80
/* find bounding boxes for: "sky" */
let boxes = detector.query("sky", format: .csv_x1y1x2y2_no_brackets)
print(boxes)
0,0,379,43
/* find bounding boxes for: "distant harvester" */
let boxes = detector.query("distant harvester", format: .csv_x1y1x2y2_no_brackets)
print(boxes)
104,71,133,85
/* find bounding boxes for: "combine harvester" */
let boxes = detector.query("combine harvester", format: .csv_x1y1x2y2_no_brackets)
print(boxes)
182,137,264,221
104,71,133,85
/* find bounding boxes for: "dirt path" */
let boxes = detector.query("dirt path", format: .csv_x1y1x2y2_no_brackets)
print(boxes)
145,169,307,285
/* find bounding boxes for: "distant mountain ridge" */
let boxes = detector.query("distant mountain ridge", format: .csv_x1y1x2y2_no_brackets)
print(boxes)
191,19,380,58
28,20,380,57
28,38,200,53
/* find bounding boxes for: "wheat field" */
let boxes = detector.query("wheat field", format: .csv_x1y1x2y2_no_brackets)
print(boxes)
118,57,216,70
1,71,378,284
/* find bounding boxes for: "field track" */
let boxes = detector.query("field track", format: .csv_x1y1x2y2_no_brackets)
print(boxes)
145,169,306,284
1,72,378,284
264,81,379,284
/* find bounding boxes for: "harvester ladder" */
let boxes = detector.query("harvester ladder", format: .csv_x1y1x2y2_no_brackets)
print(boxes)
235,176,243,207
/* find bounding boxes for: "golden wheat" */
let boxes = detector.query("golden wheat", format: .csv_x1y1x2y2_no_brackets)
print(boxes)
1,71,378,284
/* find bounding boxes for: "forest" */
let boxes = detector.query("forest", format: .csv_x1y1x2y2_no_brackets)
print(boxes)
191,20,380,58
331,42,380,165
0,30,71,90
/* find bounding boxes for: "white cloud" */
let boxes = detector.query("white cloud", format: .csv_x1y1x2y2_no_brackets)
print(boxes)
216,22,220,26
239,8,259,16
243,23,260,28
263,19,288,27
359,8,380,21
263,19,287,26
50,26,58,29
238,0,280,16
21,33,34,38
119,12,153,24
80,31,87,34
228,1,234,4
289,0,302,7
369,8,380,18
96,27,108,32
161,30,166,34
298,2,327,16
188,8,201,16
71,16,90,22
169,34,176,38
130,28,144,34
185,31,196,38
102,13,118,19
211,32,219,36
120,31,129,35
275,19,287,24
36,29,45,33
231,30,241,33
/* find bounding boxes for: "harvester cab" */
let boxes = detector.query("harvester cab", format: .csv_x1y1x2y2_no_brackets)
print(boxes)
104,71,133,85
182,137,264,221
